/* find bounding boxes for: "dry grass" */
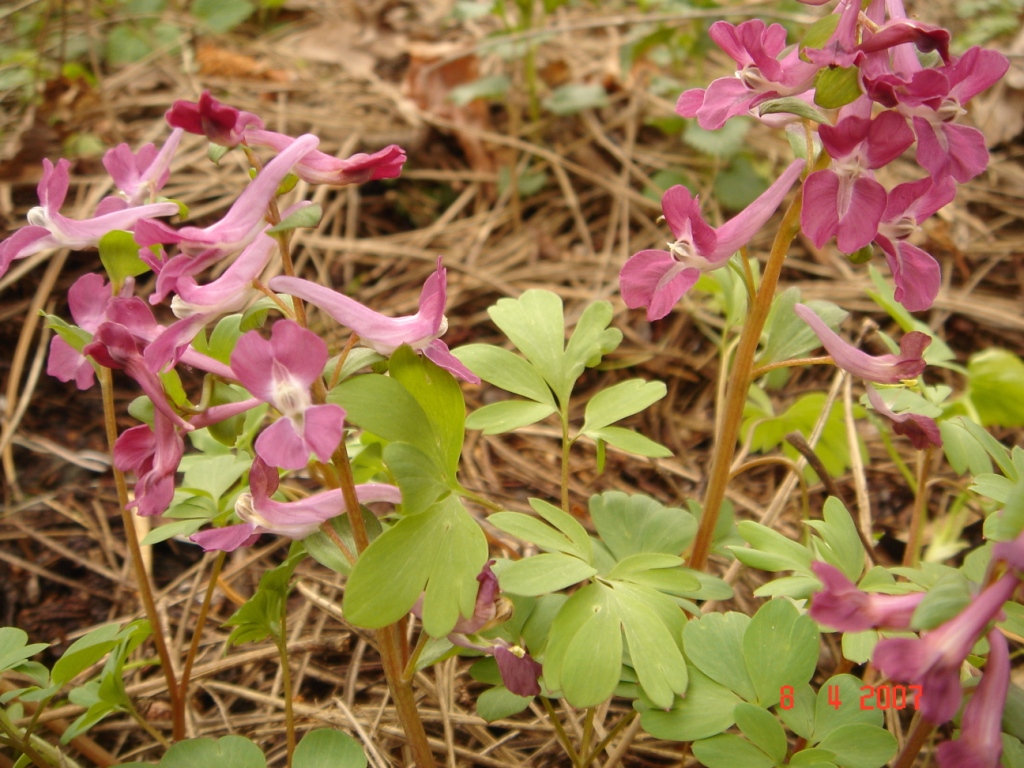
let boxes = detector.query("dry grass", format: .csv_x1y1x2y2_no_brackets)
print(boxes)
1,0,1023,765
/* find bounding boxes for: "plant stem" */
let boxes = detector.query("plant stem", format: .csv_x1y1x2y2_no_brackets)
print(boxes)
903,447,934,567
579,711,636,767
275,629,296,767
580,708,595,766
750,355,833,379
892,715,933,768
97,366,183,739
689,187,804,571
0,711,53,768
178,551,227,716
561,408,571,513
541,697,580,764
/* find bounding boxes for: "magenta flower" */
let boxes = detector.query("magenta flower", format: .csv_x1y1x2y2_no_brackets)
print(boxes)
620,160,804,321
0,159,178,278
873,573,1019,724
244,129,406,186
165,91,264,147
801,110,915,254
793,303,930,384
873,176,955,312
269,258,481,384
231,319,345,470
190,456,401,552
135,134,319,257
866,387,942,450
47,273,134,390
113,411,185,517
675,20,817,130
414,560,541,697
102,128,182,208
937,629,1010,768
809,562,925,632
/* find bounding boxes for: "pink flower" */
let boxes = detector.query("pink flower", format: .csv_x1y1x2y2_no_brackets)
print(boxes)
165,91,264,147
189,456,400,551
620,160,804,321
134,134,319,257
936,629,1010,768
866,387,942,450
801,110,914,254
269,258,481,384
793,303,930,384
102,129,182,207
0,159,178,278
493,641,544,697
231,320,345,470
873,574,1019,724
873,176,955,311
244,129,406,186
809,562,925,632
113,412,185,517
676,20,817,130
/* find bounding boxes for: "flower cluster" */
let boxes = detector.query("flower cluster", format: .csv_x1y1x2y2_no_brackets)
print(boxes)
622,0,1007,318
0,92,483,544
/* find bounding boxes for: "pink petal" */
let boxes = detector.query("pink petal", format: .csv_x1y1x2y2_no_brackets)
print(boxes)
675,89,705,118
712,159,804,258
190,523,261,552
836,176,886,253
619,249,698,321
47,336,95,390
423,340,482,384
913,118,991,183
876,236,941,312
301,404,346,463
269,320,328,390
255,416,311,470
800,171,840,248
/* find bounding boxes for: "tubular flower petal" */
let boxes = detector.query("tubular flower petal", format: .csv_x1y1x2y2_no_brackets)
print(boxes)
189,456,401,551
872,574,1019,724
269,258,480,384
936,629,1010,768
620,160,804,320
113,411,185,517
866,387,942,450
793,303,929,384
809,562,925,632
245,129,406,186
103,129,183,206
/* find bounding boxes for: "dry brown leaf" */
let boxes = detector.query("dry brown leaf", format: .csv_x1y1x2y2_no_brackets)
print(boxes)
196,42,291,82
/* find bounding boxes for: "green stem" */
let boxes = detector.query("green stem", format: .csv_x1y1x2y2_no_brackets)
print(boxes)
542,697,580,764
750,355,833,379
579,711,636,767
178,551,227,712
903,447,934,567
689,187,804,571
561,408,571,513
275,628,296,767
579,707,595,767
0,711,52,768
98,366,183,739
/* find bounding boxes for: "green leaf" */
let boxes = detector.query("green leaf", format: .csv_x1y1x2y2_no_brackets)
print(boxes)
329,374,442,471
812,674,883,743
141,519,203,545
190,0,255,33
225,553,302,645
292,729,366,768
814,67,861,109
816,723,897,768
691,734,776,768
388,346,465,478
528,498,592,562
542,83,609,115
43,313,93,355
158,736,266,768
778,683,816,740
179,453,250,506
743,599,819,707
760,293,847,369
98,230,148,286
488,291,567,399
343,497,487,637
0,629,48,674
802,12,841,49
466,400,556,434
714,155,769,212
104,24,154,65
563,301,620,394
637,666,741,741
734,702,788,764
941,417,993,475
454,346,557,405
489,512,585,557
476,685,533,721
806,497,864,582
683,612,757,702
267,203,323,234
453,344,555,404
498,553,597,596
967,348,1024,427
611,582,688,709
51,623,123,686
791,748,838,767
448,74,511,105
303,510,382,577
383,442,451,514
734,520,813,573
581,379,666,432
840,630,878,664
544,584,622,707
590,491,697,559
586,426,672,458
909,572,971,630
